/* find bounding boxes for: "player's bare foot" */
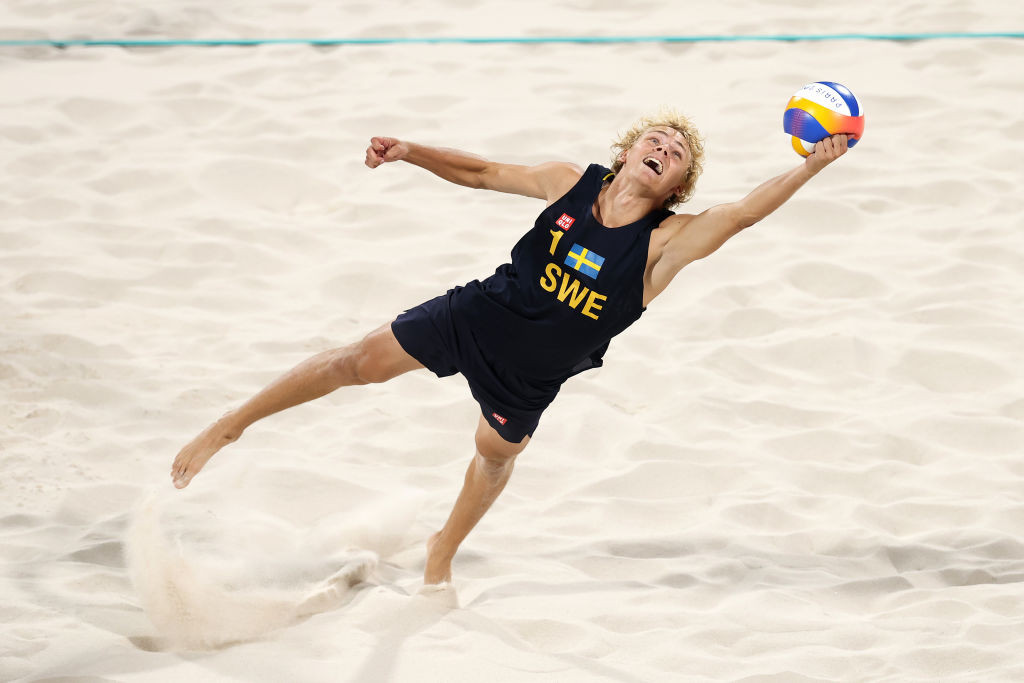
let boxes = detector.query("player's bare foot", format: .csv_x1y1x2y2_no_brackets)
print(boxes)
424,531,453,585
171,414,242,489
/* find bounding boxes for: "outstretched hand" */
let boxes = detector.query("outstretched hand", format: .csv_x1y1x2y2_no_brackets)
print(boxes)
804,134,851,174
365,136,409,168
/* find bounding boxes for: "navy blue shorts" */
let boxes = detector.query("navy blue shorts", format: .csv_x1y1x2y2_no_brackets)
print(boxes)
391,287,560,443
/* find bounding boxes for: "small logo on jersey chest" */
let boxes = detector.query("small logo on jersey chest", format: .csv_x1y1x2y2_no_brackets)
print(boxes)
556,213,575,231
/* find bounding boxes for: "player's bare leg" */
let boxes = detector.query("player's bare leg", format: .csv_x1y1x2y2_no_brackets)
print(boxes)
171,323,422,488
424,416,529,584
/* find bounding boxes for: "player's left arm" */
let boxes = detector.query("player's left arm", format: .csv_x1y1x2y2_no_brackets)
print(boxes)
661,134,850,268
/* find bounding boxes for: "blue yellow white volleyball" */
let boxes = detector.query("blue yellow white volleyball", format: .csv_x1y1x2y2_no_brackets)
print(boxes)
783,82,865,157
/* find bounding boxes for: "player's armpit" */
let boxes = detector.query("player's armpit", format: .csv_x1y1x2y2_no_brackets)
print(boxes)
662,204,747,265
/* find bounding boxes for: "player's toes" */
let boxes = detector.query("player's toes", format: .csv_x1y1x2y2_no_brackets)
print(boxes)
172,467,193,488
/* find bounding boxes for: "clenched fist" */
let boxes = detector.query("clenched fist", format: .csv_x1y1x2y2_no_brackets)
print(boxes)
365,136,409,168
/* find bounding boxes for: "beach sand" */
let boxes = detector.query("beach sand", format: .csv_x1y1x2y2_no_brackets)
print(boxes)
2,1,1024,680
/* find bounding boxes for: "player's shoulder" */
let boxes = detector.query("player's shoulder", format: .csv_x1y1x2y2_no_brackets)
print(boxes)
531,160,585,182
656,210,695,234
529,161,585,204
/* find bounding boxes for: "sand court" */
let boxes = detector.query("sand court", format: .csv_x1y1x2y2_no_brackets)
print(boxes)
3,1,1024,680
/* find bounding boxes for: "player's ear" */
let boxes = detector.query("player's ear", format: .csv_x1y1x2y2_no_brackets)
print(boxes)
668,182,686,205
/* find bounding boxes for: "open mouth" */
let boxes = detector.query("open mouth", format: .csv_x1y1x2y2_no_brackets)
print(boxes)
642,156,663,175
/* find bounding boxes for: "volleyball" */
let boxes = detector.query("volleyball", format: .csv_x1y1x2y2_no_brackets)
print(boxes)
783,81,865,157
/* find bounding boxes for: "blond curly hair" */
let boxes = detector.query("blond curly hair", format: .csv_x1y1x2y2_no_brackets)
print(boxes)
610,109,705,208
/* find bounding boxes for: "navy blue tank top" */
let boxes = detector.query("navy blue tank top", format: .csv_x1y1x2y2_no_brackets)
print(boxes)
451,163,673,391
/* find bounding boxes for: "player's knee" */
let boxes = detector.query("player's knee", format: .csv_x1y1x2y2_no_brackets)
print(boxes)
475,429,527,466
476,449,516,481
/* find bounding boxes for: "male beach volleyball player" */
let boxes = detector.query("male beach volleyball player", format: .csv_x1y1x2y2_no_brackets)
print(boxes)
171,112,851,584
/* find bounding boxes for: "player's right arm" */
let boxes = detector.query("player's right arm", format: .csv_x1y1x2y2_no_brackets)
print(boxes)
365,137,582,204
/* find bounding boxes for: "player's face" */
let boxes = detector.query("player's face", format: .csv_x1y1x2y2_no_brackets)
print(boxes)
626,127,690,193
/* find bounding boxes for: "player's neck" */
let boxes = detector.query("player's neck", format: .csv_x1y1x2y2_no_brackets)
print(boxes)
593,179,663,228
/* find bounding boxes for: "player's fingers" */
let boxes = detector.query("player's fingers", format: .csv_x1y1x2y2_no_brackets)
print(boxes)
822,136,839,159
367,137,401,166
822,138,835,160
827,136,843,159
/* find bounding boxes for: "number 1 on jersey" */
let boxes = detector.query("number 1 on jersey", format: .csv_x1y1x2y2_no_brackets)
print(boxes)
548,230,563,256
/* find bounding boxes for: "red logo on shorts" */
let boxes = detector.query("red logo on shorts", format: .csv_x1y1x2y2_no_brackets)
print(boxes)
556,213,575,231
491,412,508,426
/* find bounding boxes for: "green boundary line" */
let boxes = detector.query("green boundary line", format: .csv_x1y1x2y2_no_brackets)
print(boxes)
0,32,1022,48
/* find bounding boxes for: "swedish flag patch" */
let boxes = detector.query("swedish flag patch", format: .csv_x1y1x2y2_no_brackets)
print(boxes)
564,243,605,279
